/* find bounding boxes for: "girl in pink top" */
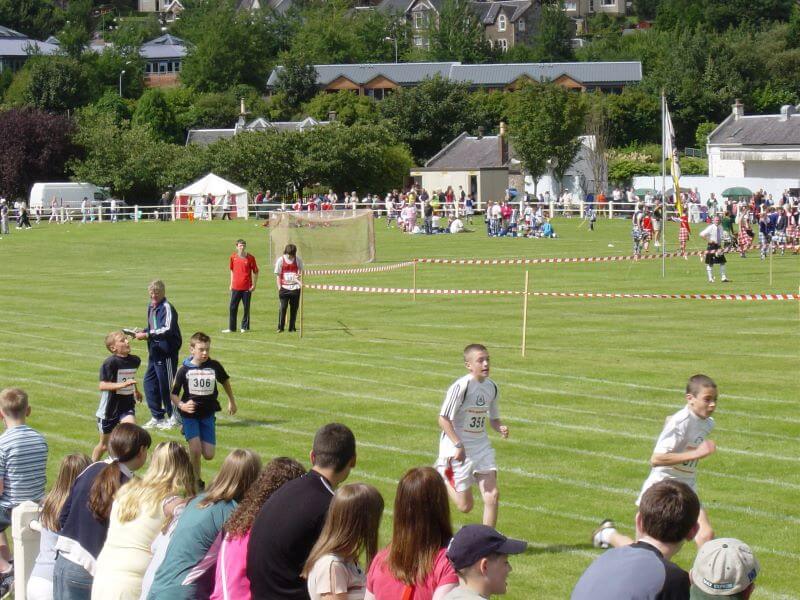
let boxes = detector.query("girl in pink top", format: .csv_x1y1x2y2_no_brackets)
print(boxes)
211,458,306,600
365,467,458,600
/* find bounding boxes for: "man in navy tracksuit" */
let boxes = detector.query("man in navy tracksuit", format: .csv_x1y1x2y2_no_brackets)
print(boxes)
135,279,182,429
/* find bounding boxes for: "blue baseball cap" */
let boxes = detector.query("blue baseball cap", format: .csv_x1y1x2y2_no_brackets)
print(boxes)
446,525,527,570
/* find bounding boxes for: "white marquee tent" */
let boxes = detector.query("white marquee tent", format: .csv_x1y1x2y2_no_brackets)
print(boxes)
176,173,249,218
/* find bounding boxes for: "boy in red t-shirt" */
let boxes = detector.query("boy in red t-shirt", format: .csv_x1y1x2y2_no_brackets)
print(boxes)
224,239,259,333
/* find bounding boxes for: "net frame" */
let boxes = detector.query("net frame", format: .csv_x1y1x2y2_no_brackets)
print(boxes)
269,209,376,265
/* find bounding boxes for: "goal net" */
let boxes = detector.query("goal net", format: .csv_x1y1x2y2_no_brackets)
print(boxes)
269,209,376,265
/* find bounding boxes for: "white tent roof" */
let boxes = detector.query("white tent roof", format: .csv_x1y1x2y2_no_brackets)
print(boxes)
176,173,247,197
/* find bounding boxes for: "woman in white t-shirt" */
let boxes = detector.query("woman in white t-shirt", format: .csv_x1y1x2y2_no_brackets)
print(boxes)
303,483,384,600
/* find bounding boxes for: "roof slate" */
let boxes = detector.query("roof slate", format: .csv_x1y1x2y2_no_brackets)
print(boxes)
709,114,800,146
267,60,641,88
425,133,515,169
186,129,236,145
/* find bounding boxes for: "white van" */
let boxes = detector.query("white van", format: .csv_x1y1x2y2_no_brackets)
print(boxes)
28,182,115,211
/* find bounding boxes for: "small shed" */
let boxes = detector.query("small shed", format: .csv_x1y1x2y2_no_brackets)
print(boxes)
410,127,516,208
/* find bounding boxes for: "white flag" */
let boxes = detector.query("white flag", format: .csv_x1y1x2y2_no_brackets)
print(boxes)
664,100,683,215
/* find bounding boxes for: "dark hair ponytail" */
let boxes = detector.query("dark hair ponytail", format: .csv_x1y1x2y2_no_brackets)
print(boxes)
88,424,151,522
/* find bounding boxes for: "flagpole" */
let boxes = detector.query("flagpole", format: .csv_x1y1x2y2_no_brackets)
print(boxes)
661,91,667,278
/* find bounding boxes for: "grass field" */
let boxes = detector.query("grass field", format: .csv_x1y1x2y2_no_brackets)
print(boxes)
0,216,798,599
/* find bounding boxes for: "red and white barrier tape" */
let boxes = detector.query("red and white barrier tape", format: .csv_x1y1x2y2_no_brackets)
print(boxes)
303,283,799,301
303,261,414,276
414,245,800,266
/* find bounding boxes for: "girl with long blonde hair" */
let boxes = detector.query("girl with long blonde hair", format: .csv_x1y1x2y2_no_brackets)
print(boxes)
27,454,91,600
147,448,262,600
92,441,195,600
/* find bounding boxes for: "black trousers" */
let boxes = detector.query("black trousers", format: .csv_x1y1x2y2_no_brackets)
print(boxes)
278,288,300,331
229,289,252,331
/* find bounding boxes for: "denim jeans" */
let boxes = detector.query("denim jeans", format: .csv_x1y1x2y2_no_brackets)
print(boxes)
53,554,93,600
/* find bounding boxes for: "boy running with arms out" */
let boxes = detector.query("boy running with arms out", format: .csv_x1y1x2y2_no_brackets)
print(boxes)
171,332,237,488
594,374,718,550
93,331,142,461
437,344,509,527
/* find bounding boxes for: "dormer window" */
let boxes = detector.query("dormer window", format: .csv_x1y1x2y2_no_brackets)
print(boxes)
497,13,507,31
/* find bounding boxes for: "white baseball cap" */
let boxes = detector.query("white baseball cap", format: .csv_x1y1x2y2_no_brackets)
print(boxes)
690,538,759,597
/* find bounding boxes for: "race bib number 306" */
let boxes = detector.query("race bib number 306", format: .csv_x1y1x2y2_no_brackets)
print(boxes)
187,369,216,396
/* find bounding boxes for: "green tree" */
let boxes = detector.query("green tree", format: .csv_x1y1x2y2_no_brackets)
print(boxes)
602,87,660,146
428,0,493,63
58,0,93,59
274,54,319,109
632,0,660,20
178,1,278,92
23,56,90,112
0,0,62,39
694,121,717,149
533,1,573,62
132,88,179,143
468,90,512,130
301,91,380,125
379,75,477,162
508,83,586,193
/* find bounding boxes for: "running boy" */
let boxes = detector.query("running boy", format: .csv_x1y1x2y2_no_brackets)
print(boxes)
437,344,508,527
593,374,717,549
171,332,237,488
94,331,142,461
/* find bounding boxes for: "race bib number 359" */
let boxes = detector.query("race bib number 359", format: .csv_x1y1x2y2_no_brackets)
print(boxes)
187,369,216,396
465,411,487,433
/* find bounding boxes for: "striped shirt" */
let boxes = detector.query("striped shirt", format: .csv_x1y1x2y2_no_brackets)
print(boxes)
0,424,48,508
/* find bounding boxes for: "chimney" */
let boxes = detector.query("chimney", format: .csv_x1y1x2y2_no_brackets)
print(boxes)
779,104,796,121
477,126,485,139
327,111,337,122
240,97,246,116
235,97,247,132
498,121,508,165
732,99,744,121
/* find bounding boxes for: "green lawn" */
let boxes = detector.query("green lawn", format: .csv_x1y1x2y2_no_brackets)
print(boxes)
0,217,797,599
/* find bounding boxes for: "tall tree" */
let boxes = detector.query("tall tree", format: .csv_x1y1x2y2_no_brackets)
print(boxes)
23,56,90,112
508,83,585,193
428,0,493,63
379,75,478,162
0,108,75,198
132,88,179,143
0,0,62,39
533,1,573,62
274,53,318,109
583,96,610,195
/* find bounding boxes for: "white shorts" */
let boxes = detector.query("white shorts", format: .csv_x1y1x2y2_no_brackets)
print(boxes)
436,445,497,492
636,474,697,506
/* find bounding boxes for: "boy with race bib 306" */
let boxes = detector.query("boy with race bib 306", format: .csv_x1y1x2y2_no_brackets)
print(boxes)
171,332,237,489
436,344,508,527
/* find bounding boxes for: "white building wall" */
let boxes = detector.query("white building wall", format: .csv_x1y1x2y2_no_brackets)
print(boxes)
415,171,470,196
743,161,800,178
707,146,745,177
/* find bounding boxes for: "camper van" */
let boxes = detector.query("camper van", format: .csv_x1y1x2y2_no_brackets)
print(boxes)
28,182,117,211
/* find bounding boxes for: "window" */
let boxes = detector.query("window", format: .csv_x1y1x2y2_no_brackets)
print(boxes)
601,0,616,5
497,13,507,31
563,0,577,10
498,38,508,52
413,35,424,46
518,19,525,31
413,10,428,29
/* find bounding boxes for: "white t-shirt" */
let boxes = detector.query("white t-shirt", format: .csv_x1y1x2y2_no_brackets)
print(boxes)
307,554,365,600
639,406,714,498
450,219,464,234
438,374,499,459
700,224,722,244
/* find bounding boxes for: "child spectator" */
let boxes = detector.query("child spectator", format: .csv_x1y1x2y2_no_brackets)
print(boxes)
171,332,236,489
541,218,555,238
304,483,384,600
248,424,356,600
574,480,701,600
53,424,151,600
593,374,718,550
690,538,759,599
92,442,195,600
94,331,143,461
366,467,458,600
211,458,306,600
443,525,527,599
0,387,49,595
27,454,91,600
436,344,508,527
148,449,261,600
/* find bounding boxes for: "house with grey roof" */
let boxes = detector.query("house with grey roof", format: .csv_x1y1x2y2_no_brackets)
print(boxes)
0,26,58,72
266,60,641,96
186,115,331,146
410,124,520,207
707,100,800,178
141,34,188,87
